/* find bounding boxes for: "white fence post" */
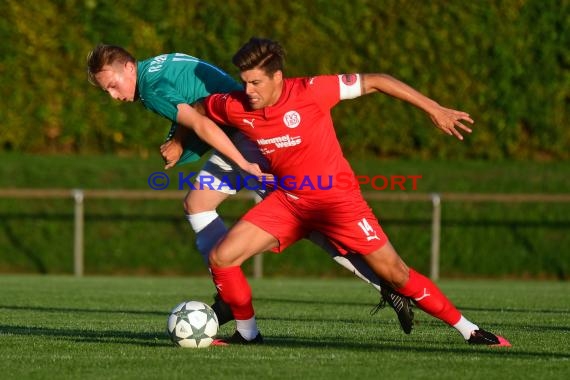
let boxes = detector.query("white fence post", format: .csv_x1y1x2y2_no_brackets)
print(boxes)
72,189,84,277
253,255,263,279
249,190,264,279
430,193,441,281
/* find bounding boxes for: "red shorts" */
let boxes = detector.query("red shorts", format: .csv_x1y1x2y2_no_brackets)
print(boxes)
241,189,388,254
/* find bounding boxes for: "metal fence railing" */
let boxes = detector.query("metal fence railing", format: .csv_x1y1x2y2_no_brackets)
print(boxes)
1,188,569,280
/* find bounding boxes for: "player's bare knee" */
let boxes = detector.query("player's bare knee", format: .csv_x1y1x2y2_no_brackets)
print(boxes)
185,189,229,214
184,192,196,214
184,191,209,214
209,244,236,268
208,248,224,268
183,197,192,214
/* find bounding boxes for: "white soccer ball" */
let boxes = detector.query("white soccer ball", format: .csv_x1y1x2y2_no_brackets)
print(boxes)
167,301,219,348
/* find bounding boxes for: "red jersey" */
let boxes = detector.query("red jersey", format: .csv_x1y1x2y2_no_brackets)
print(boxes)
204,75,362,199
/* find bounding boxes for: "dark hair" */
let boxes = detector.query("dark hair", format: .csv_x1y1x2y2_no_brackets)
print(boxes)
86,44,135,86
232,37,285,76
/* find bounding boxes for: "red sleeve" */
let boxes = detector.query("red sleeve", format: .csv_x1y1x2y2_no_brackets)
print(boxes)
305,75,342,110
203,93,230,125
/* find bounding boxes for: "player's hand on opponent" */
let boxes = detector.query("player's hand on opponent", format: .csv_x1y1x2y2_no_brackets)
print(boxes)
241,162,275,183
160,139,183,169
428,105,474,141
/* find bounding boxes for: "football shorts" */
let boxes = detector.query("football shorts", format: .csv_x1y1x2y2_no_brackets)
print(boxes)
242,189,388,255
196,132,269,197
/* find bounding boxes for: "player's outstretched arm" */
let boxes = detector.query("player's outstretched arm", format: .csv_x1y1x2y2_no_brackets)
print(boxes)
175,103,267,177
360,73,474,140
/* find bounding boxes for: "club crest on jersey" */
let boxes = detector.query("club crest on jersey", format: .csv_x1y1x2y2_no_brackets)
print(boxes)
283,111,301,129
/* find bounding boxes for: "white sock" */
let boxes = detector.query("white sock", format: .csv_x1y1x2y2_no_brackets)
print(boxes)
186,211,219,233
453,315,479,340
236,317,259,341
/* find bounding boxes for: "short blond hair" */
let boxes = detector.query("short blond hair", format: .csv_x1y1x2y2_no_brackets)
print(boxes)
87,44,135,86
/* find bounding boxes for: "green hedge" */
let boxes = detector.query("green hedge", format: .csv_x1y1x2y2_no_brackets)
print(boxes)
0,0,567,159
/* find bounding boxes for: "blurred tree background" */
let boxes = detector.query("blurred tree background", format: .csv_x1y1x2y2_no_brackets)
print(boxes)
0,0,568,278
0,0,568,160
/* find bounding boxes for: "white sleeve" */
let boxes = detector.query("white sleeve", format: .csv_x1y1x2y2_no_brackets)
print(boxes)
338,74,362,100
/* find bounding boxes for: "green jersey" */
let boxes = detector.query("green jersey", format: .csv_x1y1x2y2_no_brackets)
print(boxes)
137,53,242,165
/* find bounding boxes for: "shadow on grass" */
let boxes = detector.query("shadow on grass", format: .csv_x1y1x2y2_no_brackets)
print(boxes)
2,323,562,360
262,314,570,333
2,321,569,359
259,333,570,359
2,302,568,356
0,304,174,348
0,324,171,347
254,296,570,315
0,304,164,316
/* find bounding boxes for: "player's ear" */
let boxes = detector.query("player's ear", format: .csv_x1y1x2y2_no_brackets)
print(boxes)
274,70,283,82
125,61,136,73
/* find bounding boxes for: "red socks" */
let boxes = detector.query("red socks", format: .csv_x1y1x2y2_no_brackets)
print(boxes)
210,265,254,320
212,265,461,328
397,268,461,326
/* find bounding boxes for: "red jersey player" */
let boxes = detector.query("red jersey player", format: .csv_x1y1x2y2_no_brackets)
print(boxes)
202,37,510,347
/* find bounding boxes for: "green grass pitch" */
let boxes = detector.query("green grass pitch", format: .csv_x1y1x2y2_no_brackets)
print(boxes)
0,275,568,379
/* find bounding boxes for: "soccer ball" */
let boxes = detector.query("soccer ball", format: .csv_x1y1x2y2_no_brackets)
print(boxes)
167,301,219,348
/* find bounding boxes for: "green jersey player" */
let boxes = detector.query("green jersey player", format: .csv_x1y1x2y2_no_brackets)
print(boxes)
137,52,243,165
86,44,414,332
